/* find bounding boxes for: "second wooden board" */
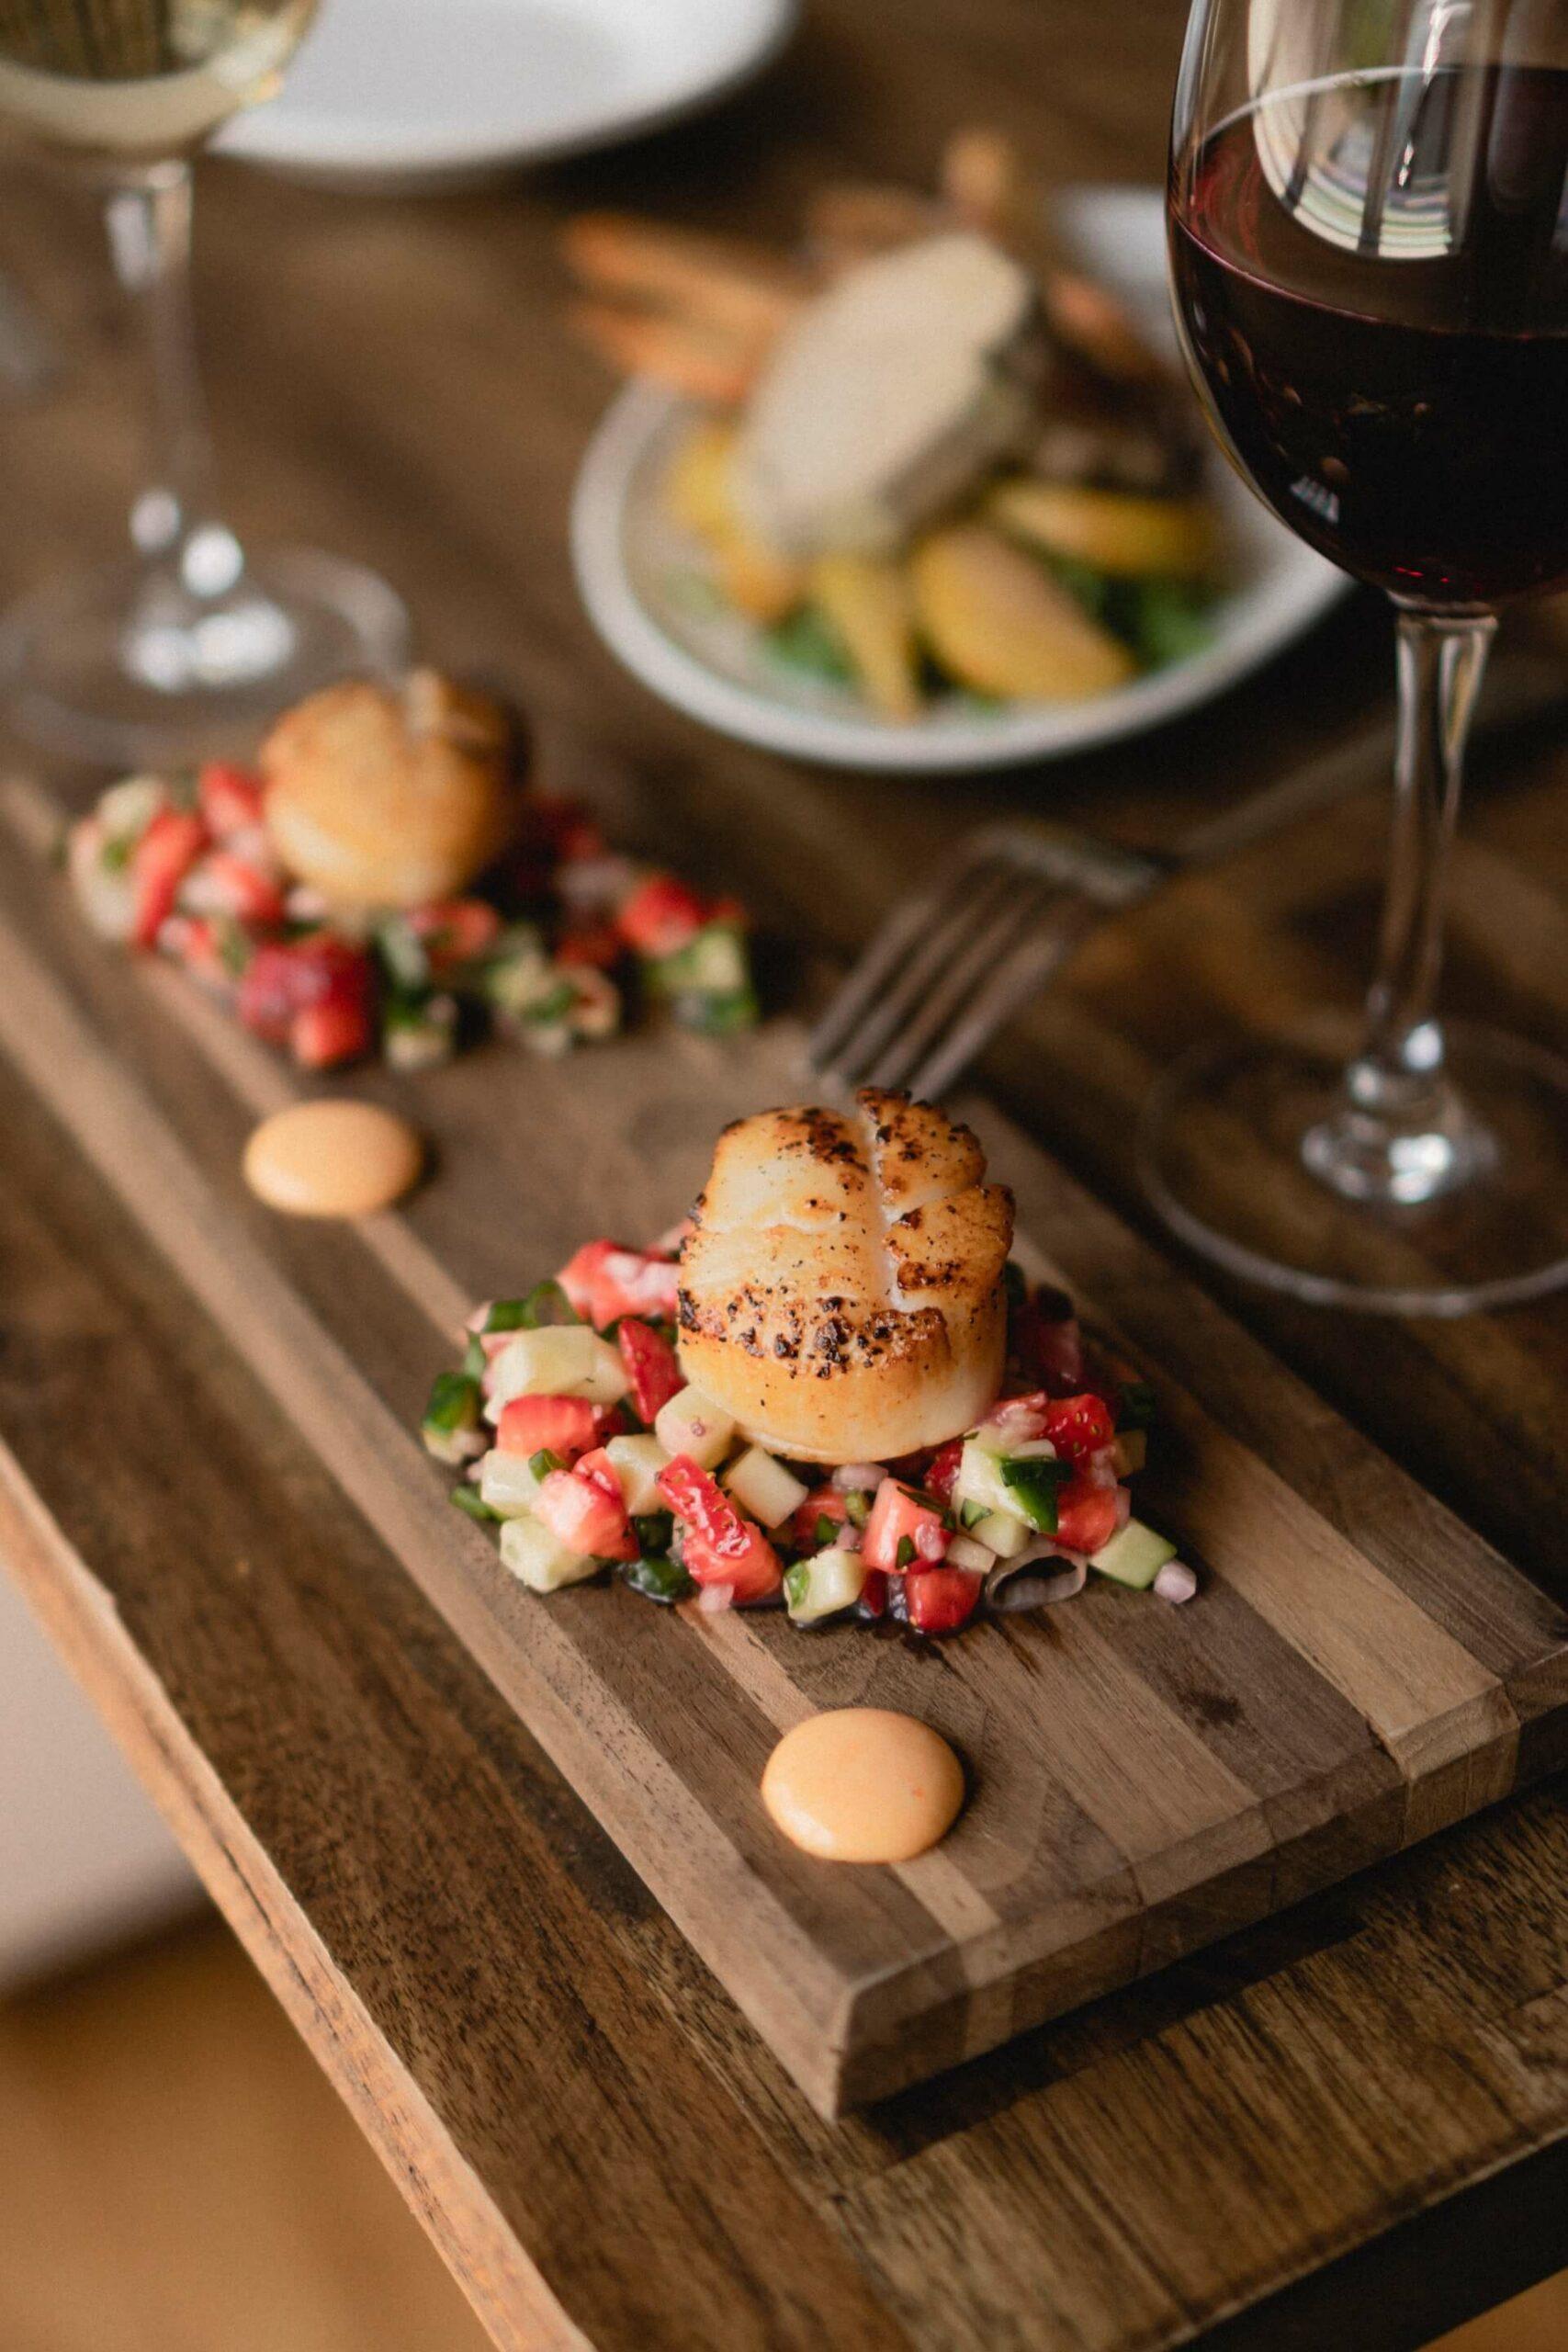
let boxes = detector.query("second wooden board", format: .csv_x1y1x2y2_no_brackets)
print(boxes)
3,777,1566,2117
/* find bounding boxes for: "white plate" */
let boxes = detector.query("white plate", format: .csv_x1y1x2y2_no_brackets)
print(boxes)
570,187,1348,774
218,0,796,185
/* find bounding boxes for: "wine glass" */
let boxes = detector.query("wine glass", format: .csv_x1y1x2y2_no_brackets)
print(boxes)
1145,0,1568,1313
0,1,407,764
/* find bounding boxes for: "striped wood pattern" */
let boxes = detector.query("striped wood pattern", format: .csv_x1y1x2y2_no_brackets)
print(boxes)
2,776,1565,2117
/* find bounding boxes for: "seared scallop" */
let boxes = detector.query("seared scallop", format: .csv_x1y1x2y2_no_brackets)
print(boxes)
677,1090,1013,1464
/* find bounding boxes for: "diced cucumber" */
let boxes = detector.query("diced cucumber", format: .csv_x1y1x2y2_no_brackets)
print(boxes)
603,1432,671,1516
971,1508,1031,1559
1089,1517,1177,1590
784,1547,866,1624
649,922,749,999
953,1437,1048,1521
384,991,457,1071
499,1515,598,1593
484,1326,628,1413
946,1532,996,1574
622,1553,694,1606
478,1448,549,1519
722,1445,809,1529
999,1454,1072,1534
98,775,167,841
653,1384,736,1470
421,1370,483,1464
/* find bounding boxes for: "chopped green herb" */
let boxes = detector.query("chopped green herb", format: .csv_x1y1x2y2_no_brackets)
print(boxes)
632,1513,674,1555
623,1553,695,1606
763,604,855,685
960,1498,988,1531
100,833,134,873
844,1490,871,1528
895,1534,917,1568
528,1449,565,1480
999,1454,1073,1534
1124,578,1214,669
423,1370,480,1435
450,1484,501,1523
460,1333,487,1379
814,1514,839,1547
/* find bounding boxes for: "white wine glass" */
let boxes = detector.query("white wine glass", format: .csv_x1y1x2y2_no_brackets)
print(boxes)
0,0,407,763
1144,0,1568,1313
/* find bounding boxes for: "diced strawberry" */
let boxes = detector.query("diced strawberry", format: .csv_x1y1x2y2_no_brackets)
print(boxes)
293,931,375,1003
533,1465,635,1560
615,873,707,957
407,898,502,972
655,1455,781,1602
237,941,304,1042
788,1484,847,1551
494,1394,598,1462
290,996,374,1069
1055,1478,1122,1557
903,1567,982,1636
192,847,288,926
862,1479,950,1574
157,913,235,995
982,1390,1117,1466
197,762,265,836
557,1239,618,1323
1040,1393,1118,1465
130,807,209,948
556,919,625,971
617,1318,682,1424
925,1439,964,1505
558,1239,681,1329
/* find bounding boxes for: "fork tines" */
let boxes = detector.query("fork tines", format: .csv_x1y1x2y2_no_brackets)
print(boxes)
808,823,1151,1103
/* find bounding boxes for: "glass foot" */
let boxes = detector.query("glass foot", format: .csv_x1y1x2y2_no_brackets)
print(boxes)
1138,1019,1568,1315
0,546,409,767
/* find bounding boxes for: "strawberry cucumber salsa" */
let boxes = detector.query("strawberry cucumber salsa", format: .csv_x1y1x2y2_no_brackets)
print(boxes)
65,763,758,1071
423,1241,1195,1634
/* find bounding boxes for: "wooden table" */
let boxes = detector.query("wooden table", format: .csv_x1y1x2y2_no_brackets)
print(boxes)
3,3,1567,2345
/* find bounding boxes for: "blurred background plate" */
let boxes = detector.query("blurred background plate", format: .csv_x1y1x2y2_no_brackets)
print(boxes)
217,0,797,186
571,186,1348,774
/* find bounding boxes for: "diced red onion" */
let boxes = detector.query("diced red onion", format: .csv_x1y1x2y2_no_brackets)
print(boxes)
987,1548,1087,1611
914,1520,947,1562
832,1463,887,1492
696,1581,735,1613
1155,1560,1198,1604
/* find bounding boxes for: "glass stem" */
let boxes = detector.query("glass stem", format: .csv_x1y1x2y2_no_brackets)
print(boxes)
104,158,242,600
1305,605,1497,1206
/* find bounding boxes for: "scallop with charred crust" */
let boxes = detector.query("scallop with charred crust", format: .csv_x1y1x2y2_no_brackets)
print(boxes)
677,1090,1013,1464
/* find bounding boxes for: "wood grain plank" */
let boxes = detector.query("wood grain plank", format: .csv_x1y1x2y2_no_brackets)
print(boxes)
2,787,1563,2122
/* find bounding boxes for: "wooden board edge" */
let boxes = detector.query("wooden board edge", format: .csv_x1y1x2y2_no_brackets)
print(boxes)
0,1440,592,2352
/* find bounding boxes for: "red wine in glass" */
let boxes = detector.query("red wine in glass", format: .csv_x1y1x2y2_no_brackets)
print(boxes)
1170,64,1568,606
1148,12,1568,1316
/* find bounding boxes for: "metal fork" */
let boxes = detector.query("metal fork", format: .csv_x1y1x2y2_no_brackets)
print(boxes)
808,654,1564,1102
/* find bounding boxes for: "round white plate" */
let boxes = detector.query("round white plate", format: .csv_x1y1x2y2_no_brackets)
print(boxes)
570,187,1348,774
217,0,796,185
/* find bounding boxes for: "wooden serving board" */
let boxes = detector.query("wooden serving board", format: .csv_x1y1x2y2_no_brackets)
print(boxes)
4,775,1567,2120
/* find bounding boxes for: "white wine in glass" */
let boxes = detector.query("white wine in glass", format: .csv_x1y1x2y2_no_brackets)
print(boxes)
0,0,408,763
